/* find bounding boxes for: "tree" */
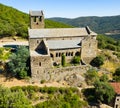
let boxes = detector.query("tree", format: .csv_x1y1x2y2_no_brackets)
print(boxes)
0,85,32,108
72,56,80,64
90,56,104,67
113,67,120,82
114,67,120,76
100,74,109,82
84,68,99,85
61,54,66,67
94,80,115,103
7,46,29,78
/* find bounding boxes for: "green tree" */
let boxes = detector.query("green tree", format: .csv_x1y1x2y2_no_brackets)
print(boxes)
100,74,109,82
72,56,80,64
7,46,29,78
113,67,120,82
84,68,99,85
0,85,32,108
61,54,66,67
90,56,104,67
94,80,115,103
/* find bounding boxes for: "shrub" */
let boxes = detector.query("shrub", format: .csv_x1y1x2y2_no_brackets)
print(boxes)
90,56,104,67
61,54,66,66
72,56,80,64
40,80,46,84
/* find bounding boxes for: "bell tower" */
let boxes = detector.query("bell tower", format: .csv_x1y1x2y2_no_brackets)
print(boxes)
29,10,44,29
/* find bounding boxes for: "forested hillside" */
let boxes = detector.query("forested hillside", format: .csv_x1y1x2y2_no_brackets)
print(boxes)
49,15,120,34
0,3,72,38
1,3,120,39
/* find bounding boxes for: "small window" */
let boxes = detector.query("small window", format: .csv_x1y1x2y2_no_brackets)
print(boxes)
116,104,118,108
39,62,41,66
56,53,58,57
37,40,39,43
34,16,36,22
68,52,70,56
66,52,68,56
37,70,39,74
50,53,53,58
59,53,61,57
39,16,42,21
71,52,73,56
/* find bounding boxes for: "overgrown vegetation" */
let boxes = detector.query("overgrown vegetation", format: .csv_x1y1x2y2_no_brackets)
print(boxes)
72,56,81,64
9,85,87,108
113,67,120,82
6,46,30,79
90,56,104,67
97,34,120,51
0,3,73,38
0,47,11,62
0,85,32,108
84,68,99,85
83,71,115,104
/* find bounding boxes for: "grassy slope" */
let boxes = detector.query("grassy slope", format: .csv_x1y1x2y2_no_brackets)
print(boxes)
0,3,73,38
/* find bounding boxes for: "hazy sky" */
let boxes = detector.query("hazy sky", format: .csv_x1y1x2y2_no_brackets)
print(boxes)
0,0,120,18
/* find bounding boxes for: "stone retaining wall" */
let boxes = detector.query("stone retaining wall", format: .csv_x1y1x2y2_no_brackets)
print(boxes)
31,65,91,83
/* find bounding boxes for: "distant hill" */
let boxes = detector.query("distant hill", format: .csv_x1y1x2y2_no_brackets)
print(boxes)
0,3,72,38
1,3,120,39
49,16,120,34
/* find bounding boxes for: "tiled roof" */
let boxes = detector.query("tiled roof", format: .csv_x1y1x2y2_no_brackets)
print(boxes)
29,11,43,16
47,39,81,49
28,28,97,38
110,82,120,94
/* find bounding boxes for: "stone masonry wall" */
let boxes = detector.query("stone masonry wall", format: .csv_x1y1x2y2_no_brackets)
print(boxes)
50,48,81,64
31,65,90,83
81,36,97,64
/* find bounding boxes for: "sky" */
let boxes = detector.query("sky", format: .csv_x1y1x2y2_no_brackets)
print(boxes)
0,0,120,18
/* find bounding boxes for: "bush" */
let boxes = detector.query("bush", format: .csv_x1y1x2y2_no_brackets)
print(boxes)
84,68,98,85
113,67,120,82
90,56,104,67
72,56,80,64
40,80,46,84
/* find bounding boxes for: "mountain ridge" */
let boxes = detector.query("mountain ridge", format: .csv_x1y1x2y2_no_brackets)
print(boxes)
48,15,120,34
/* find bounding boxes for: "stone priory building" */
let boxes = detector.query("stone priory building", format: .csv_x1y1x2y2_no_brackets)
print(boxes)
28,11,98,82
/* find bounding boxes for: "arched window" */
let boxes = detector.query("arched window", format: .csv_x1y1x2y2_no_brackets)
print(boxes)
71,52,73,56
66,52,68,56
68,52,70,56
56,53,58,57
59,53,61,57
39,62,41,66
50,53,54,58
34,16,36,22
75,51,80,56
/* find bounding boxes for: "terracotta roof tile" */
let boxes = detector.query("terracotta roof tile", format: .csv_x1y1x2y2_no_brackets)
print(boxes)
110,82,120,94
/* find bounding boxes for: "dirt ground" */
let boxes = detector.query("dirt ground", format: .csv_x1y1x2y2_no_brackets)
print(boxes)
0,37,28,47
0,75,67,88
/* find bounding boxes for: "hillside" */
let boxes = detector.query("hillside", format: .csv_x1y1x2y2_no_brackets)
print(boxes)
49,16,120,34
0,3,73,38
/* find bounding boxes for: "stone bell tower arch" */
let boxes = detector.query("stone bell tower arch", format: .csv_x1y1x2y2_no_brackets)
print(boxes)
29,10,44,29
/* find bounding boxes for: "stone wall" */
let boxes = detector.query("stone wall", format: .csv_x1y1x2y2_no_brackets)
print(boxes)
31,55,52,81
30,16,44,29
29,38,43,50
114,95,120,108
81,36,97,64
50,48,81,64
31,65,90,83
